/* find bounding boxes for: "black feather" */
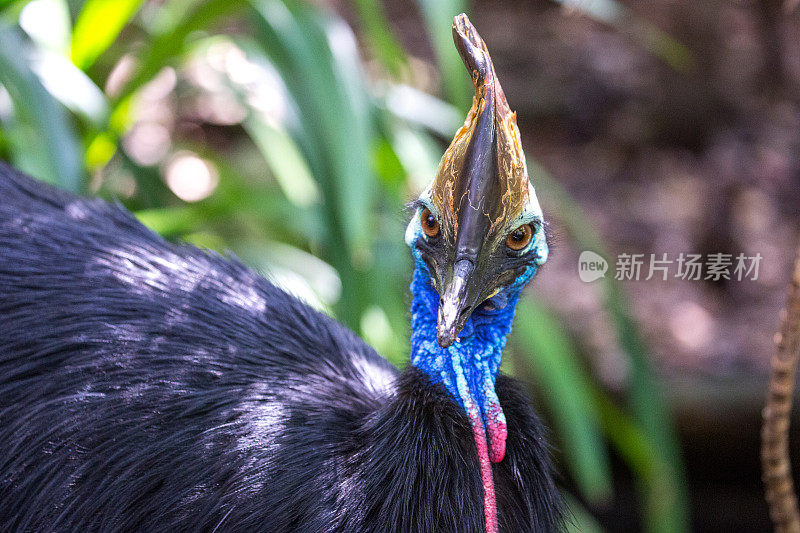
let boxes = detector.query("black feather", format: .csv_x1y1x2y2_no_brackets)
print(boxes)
0,162,562,532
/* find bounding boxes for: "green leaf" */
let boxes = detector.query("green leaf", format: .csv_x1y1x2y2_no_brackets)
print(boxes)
247,0,376,328
243,116,320,208
514,299,613,504
564,493,605,533
134,206,200,236
320,12,374,255
347,0,408,78
592,387,662,486
0,0,18,12
380,83,462,139
232,239,341,311
70,0,145,69
0,0,33,16
32,50,109,127
381,116,442,193
413,0,472,110
0,25,82,191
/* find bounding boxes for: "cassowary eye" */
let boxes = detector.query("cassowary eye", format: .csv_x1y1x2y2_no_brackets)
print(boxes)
420,208,440,238
506,224,533,251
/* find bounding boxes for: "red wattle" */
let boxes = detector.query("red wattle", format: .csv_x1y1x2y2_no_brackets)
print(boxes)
486,403,507,463
469,413,498,533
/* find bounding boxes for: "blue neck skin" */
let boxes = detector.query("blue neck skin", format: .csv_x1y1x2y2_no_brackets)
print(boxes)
409,256,535,462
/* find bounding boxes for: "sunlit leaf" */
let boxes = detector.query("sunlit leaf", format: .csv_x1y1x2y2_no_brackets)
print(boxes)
18,0,70,54
0,25,82,191
248,0,376,329
381,83,461,139
0,0,20,12
85,131,116,169
233,239,341,310
320,12,374,256
382,117,442,193
70,0,145,69
134,205,199,236
31,50,108,127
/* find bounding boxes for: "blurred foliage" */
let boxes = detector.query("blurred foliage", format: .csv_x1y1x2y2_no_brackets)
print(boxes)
554,0,692,71
0,0,690,530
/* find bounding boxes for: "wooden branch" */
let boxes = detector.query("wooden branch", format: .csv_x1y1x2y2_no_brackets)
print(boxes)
763,245,800,533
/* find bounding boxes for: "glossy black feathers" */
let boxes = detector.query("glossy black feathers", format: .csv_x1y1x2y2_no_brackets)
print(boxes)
0,162,562,532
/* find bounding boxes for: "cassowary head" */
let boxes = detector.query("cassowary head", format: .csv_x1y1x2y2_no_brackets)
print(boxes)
406,14,548,348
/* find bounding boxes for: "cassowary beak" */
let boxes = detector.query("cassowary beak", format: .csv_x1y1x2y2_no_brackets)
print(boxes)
437,258,478,348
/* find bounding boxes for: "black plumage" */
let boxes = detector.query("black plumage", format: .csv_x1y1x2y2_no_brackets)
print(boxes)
0,162,562,531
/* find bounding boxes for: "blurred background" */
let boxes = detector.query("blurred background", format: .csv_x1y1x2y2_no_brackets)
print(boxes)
0,0,798,530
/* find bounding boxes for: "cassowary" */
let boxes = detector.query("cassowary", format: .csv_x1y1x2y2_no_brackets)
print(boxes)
0,14,562,532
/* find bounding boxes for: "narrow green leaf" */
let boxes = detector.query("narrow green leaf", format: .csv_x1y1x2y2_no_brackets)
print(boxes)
592,387,661,485
514,299,613,504
70,0,145,69
132,150,317,244
380,83,462,139
243,116,320,207
319,11,374,257
0,0,28,16
247,0,376,329
134,206,199,236
348,0,408,78
32,50,109,127
413,0,472,110
382,117,442,193
564,493,605,533
0,25,82,191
